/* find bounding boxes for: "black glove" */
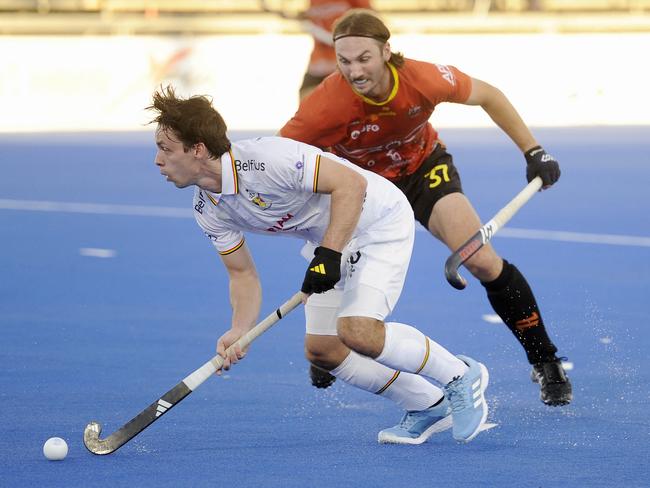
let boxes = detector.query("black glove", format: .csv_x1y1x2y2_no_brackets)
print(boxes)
301,246,342,294
525,145,561,187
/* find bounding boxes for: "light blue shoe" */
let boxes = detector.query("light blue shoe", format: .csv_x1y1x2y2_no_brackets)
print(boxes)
444,355,489,443
377,396,452,445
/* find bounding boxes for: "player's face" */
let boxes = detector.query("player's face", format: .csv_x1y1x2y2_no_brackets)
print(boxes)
154,127,197,188
335,37,391,100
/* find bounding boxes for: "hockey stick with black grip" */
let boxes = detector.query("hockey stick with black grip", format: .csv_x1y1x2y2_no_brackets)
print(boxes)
444,176,543,290
83,291,304,455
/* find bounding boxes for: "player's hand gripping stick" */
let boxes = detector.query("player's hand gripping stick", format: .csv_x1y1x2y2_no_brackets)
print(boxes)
525,145,560,187
301,246,342,294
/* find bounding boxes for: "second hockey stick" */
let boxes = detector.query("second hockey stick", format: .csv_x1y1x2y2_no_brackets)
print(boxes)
83,291,304,455
444,176,543,290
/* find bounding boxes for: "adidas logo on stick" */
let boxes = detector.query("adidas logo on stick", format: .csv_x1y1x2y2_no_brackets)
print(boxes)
155,399,172,417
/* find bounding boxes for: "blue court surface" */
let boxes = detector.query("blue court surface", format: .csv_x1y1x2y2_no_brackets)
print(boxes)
1,127,648,487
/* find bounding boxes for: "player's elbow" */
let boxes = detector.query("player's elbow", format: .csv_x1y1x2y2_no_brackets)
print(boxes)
348,171,368,200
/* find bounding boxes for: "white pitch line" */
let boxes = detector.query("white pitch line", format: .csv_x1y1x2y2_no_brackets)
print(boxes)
1,198,649,248
0,198,190,219
79,247,117,258
497,227,650,248
481,314,504,324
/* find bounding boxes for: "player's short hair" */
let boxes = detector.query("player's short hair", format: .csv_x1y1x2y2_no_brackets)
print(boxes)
332,9,405,68
147,85,231,158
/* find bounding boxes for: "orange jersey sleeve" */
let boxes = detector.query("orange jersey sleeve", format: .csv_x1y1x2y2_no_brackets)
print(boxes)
281,59,473,181
402,58,472,106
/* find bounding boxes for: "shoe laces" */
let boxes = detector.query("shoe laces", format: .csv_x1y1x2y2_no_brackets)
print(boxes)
398,411,419,430
446,376,470,413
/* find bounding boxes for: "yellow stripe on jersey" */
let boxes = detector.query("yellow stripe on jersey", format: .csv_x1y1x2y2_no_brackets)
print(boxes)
229,149,239,194
206,193,218,206
357,63,399,106
219,238,245,256
375,370,401,395
313,154,321,192
415,337,430,374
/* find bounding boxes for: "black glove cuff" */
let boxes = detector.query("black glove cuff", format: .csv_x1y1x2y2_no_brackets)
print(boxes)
314,246,342,260
524,145,543,164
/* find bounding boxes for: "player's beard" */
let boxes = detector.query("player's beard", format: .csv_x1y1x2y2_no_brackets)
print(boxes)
349,75,375,97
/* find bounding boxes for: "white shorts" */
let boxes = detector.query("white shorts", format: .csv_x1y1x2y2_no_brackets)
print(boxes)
303,201,415,336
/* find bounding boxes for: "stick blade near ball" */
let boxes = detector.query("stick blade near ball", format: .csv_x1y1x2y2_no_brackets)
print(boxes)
83,421,115,455
83,380,194,455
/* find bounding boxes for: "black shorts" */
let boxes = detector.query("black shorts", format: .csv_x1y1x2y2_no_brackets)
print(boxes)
392,144,463,228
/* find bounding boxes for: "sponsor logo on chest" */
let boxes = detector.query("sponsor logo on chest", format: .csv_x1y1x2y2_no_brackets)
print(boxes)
350,123,380,140
235,159,266,172
267,213,294,232
408,105,422,117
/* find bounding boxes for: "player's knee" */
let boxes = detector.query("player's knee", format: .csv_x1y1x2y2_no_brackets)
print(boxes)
304,344,328,364
337,316,384,357
464,247,502,282
304,335,346,370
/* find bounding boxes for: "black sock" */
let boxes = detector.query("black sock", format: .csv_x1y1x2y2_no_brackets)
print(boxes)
428,395,445,409
481,260,558,364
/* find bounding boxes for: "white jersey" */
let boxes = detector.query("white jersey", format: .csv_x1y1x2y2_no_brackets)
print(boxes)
193,136,410,255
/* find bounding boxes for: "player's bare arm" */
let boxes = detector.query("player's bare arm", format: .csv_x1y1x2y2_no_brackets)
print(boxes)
300,156,367,297
315,156,367,252
464,77,561,188
216,243,262,372
464,77,538,153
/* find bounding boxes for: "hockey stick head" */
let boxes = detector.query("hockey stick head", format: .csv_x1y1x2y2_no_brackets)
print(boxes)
444,229,486,290
83,421,114,455
444,256,467,290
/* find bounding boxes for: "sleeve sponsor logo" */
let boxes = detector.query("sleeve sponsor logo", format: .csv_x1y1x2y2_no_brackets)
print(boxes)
435,64,456,86
295,156,305,183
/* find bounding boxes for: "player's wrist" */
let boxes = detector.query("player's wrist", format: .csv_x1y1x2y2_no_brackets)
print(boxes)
524,145,543,164
315,246,342,260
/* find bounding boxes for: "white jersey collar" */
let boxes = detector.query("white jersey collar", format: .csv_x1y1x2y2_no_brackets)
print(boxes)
204,149,239,205
219,148,239,196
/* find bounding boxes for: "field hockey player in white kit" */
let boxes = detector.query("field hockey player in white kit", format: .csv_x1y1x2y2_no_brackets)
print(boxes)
149,86,489,444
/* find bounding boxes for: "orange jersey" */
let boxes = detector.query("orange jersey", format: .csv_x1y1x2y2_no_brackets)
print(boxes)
304,0,373,75
281,58,472,180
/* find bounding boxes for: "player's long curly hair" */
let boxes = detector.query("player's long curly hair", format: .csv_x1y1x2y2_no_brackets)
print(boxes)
147,85,231,158
332,9,405,68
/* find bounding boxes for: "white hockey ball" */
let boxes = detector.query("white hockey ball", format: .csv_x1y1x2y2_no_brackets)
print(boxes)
43,437,68,461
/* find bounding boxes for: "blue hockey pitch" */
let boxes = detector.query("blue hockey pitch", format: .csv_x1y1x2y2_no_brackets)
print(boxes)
1,127,648,487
